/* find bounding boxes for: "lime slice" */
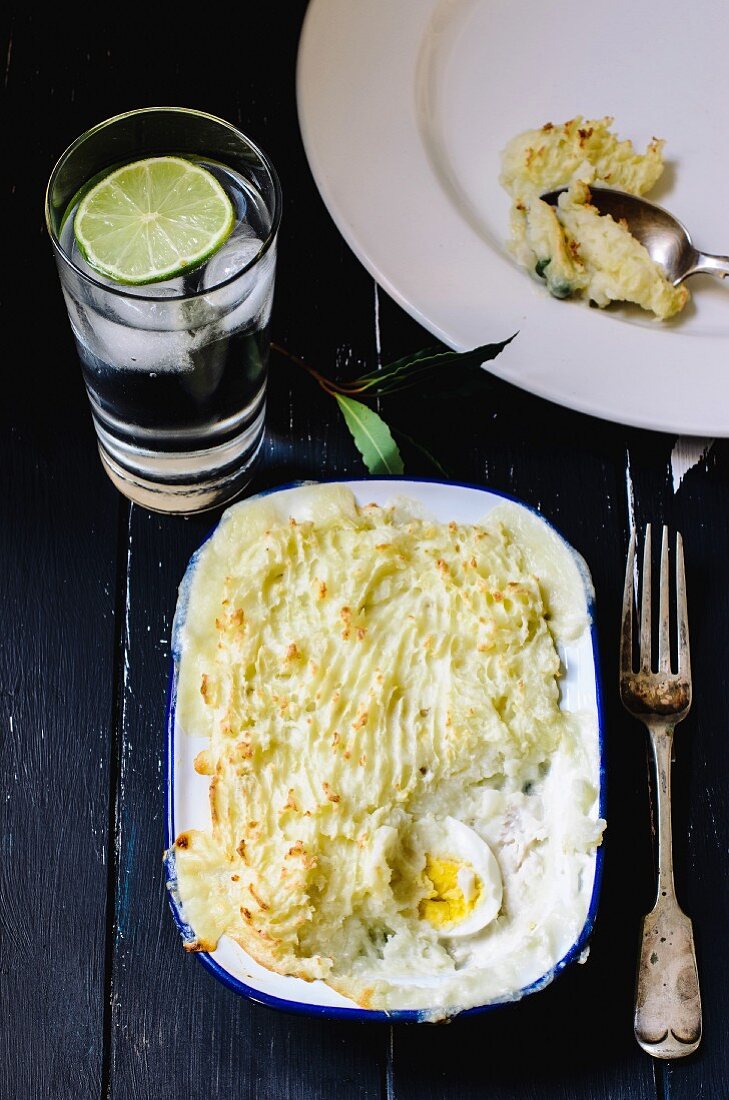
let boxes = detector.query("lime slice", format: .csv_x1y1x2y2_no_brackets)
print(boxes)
73,156,235,285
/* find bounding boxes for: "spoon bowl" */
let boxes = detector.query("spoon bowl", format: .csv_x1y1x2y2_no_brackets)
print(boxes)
541,187,729,287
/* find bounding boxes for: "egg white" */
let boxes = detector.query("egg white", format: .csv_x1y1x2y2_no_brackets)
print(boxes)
416,816,503,938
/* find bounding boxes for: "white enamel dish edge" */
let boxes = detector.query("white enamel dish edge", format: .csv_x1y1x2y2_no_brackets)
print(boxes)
296,0,729,436
165,479,605,1021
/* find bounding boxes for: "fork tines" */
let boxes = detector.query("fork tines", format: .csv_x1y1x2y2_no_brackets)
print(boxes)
620,524,690,679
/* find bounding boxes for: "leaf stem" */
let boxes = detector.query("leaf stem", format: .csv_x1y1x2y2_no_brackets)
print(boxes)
271,340,338,395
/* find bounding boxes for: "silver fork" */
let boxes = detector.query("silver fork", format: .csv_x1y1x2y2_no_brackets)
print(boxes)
620,525,701,1058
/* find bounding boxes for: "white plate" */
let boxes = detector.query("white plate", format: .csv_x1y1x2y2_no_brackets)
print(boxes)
165,479,605,1020
297,0,729,436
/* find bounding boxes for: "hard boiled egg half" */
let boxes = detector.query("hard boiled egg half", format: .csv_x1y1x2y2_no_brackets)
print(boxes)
416,817,503,937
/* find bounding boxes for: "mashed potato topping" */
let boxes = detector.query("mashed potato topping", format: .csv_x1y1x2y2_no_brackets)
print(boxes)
501,116,689,319
171,486,604,1015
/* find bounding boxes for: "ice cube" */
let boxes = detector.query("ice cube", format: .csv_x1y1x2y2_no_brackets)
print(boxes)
68,301,196,374
178,335,228,401
203,224,264,290
67,237,200,332
199,225,265,317
124,276,187,297
109,283,195,333
214,249,276,336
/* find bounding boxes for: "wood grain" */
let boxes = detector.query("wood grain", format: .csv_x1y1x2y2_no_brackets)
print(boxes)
0,95,121,1100
0,10,123,1096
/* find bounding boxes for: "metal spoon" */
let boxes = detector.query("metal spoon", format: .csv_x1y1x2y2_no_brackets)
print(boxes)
541,186,729,287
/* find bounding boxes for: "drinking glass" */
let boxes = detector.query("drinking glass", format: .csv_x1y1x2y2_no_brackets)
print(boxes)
45,107,282,513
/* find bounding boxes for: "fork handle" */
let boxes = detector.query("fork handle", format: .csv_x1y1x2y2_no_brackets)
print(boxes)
634,725,702,1057
635,903,701,1057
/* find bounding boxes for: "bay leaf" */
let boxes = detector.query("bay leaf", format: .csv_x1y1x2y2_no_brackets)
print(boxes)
343,337,516,396
334,394,405,475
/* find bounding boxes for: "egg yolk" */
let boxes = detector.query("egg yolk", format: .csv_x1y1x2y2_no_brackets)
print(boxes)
419,856,482,928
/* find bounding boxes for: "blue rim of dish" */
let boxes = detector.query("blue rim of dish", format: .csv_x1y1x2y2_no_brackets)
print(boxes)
163,476,607,1022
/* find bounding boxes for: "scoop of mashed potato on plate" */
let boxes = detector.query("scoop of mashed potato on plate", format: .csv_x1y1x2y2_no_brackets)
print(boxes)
500,116,689,319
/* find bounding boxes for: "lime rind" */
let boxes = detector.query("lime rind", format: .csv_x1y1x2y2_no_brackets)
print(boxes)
58,164,121,238
73,156,235,285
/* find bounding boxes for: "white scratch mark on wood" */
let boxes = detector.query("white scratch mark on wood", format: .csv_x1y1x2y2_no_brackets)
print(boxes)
336,344,352,372
670,436,714,493
4,32,12,88
123,512,133,686
625,448,640,592
373,280,382,369
374,280,382,413
625,448,636,531
386,1025,395,1100
700,765,723,852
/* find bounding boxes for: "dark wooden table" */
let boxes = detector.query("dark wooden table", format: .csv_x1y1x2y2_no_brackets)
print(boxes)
2,5,728,1098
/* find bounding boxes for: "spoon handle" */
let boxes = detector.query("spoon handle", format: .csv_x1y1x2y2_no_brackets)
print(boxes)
689,251,729,280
